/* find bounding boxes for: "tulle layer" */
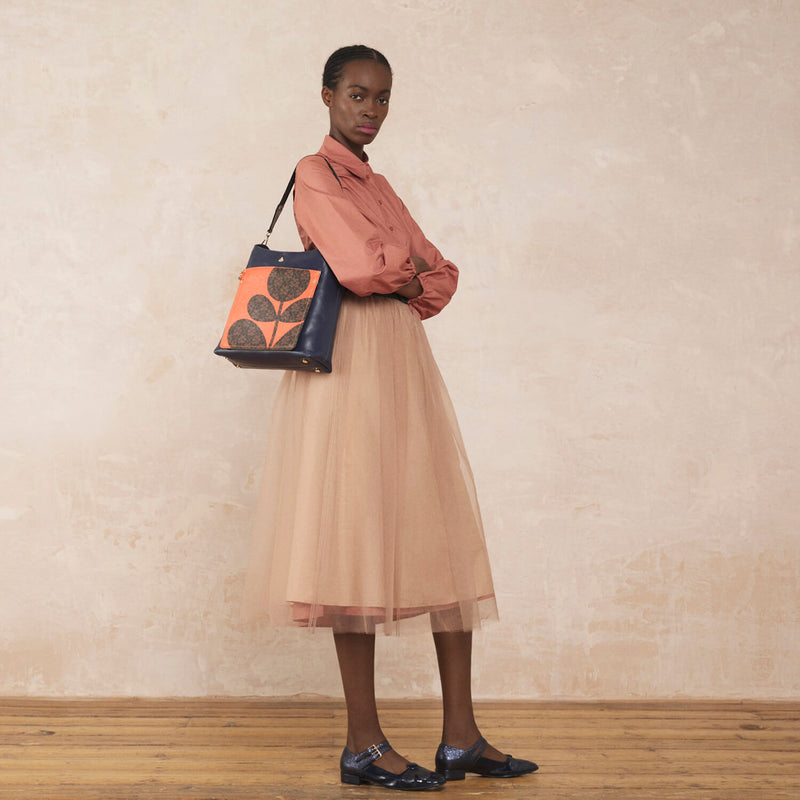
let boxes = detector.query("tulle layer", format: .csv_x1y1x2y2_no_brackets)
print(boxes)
241,293,497,634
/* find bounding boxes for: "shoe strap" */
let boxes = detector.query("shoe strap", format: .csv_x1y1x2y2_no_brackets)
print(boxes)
353,739,392,765
474,736,489,759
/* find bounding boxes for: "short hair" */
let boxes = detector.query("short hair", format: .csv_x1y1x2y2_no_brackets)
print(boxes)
322,45,392,90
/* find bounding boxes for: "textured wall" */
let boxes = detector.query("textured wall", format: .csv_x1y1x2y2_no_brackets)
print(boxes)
1,0,798,699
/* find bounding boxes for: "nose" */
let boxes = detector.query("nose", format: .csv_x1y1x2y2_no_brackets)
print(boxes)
363,99,380,118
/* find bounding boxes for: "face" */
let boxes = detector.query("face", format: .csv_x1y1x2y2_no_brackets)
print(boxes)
322,59,392,157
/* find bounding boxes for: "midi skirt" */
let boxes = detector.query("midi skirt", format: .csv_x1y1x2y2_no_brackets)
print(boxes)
242,293,497,634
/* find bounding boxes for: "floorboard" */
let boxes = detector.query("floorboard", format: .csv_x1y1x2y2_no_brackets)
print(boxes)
0,699,798,799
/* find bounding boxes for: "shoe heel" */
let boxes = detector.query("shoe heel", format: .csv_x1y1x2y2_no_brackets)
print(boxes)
440,768,466,781
341,772,363,785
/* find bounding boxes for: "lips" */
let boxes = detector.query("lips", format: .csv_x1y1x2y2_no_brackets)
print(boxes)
357,124,378,135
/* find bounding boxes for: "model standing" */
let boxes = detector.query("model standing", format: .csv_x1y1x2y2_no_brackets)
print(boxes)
243,45,537,791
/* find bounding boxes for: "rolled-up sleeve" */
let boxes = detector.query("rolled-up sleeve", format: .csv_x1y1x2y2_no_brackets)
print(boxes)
293,158,418,297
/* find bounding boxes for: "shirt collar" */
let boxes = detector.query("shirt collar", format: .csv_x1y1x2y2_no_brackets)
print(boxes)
319,135,371,180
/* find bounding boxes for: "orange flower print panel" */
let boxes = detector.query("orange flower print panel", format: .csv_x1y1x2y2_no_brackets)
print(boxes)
271,320,305,349
226,319,265,349
267,266,314,302
221,266,321,351
247,294,278,321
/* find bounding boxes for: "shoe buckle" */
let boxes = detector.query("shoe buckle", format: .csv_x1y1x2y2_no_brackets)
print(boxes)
367,743,384,760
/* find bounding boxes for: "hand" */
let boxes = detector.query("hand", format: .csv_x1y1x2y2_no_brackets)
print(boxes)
411,256,432,274
394,276,423,299
392,257,430,300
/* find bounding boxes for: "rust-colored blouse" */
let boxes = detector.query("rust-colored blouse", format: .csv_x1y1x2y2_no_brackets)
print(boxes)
293,136,458,320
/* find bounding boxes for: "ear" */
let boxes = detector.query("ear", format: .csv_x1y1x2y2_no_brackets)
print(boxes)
321,86,333,107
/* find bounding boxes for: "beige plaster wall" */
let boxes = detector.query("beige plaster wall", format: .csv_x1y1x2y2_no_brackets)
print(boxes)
1,0,798,699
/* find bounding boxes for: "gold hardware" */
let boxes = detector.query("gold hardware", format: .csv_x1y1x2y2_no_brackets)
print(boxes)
314,368,321,373
301,358,309,364
368,744,383,760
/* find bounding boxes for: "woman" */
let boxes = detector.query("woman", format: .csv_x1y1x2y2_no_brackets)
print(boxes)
243,45,537,791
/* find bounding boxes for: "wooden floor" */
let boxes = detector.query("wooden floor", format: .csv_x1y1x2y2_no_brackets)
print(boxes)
1,699,799,799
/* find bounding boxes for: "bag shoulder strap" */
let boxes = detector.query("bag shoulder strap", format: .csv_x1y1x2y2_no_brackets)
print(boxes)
262,155,342,246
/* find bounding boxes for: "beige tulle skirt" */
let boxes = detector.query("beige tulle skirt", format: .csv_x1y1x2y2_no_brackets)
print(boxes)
242,293,497,634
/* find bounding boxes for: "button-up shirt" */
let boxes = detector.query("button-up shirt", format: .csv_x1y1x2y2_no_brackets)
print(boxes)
293,136,458,320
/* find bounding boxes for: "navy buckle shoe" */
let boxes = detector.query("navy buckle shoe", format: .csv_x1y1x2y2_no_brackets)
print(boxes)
435,736,538,780
341,739,446,791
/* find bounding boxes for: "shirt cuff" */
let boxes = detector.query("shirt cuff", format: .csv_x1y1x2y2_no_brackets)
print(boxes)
414,267,433,293
388,250,417,286
406,270,431,317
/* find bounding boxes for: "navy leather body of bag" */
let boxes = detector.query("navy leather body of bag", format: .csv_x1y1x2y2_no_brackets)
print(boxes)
214,158,343,373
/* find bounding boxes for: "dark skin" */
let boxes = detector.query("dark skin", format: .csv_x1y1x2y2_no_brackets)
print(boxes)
322,60,430,302
323,58,506,775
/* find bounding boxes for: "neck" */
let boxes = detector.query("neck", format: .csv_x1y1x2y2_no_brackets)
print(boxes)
329,129,365,160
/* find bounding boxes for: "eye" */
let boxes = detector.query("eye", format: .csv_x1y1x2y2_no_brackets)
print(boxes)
378,97,389,105
349,94,363,101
